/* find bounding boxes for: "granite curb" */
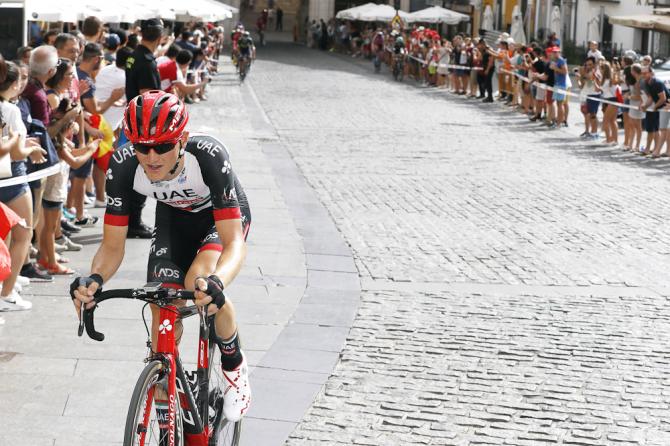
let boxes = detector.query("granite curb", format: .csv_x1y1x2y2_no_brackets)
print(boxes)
239,82,362,446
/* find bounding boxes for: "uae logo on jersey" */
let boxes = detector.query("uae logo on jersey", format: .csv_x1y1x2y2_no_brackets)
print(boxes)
105,169,113,180
221,160,231,174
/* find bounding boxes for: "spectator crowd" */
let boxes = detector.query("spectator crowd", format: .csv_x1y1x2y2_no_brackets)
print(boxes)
313,21,668,156
0,15,223,318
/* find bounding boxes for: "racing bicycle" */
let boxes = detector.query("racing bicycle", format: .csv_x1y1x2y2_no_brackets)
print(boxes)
77,283,242,446
392,53,405,82
238,55,251,83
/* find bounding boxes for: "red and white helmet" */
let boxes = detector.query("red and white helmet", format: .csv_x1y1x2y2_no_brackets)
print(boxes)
123,90,188,145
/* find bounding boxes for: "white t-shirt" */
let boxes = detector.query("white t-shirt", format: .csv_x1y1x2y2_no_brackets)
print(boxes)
1,101,27,138
587,49,604,61
94,64,126,131
600,79,617,98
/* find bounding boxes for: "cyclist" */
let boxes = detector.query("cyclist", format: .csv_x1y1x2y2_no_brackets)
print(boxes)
230,24,244,67
70,90,251,422
392,34,406,65
237,31,255,77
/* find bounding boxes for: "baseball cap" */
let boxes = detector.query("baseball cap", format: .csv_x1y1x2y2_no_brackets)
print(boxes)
106,33,120,48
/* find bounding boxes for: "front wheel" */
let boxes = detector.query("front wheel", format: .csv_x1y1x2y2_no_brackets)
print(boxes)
124,360,184,446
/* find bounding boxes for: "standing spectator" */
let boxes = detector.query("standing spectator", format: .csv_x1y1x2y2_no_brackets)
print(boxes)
82,16,103,44
73,43,124,227
0,60,50,307
43,30,59,46
276,7,284,31
548,46,568,128
42,58,98,274
16,47,32,66
23,46,58,128
477,39,494,102
123,18,164,239
627,64,644,152
587,41,604,61
622,56,636,151
529,47,547,122
103,34,121,64
578,56,601,139
158,49,207,98
599,61,620,146
640,66,665,155
94,46,133,207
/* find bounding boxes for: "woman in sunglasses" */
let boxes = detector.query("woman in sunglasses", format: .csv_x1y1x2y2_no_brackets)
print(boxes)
70,90,252,422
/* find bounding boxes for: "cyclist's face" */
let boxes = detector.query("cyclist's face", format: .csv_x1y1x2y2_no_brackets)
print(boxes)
135,135,186,181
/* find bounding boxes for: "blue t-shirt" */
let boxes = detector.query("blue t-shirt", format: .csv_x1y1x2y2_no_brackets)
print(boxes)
76,68,96,100
554,57,567,87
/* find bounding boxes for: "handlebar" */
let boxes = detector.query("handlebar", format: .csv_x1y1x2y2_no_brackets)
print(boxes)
77,286,196,342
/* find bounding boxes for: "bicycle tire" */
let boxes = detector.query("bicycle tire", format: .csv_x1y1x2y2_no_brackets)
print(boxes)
206,336,242,446
124,360,184,446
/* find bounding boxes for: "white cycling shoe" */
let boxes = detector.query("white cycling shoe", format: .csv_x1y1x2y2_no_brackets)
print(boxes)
222,352,251,422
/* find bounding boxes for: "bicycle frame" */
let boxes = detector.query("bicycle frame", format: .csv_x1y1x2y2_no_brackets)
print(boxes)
149,304,212,446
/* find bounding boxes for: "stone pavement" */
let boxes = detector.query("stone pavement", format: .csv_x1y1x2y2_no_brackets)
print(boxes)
0,57,359,445
245,42,670,445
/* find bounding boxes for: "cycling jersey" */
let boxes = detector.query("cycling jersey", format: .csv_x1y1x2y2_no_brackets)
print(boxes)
105,134,248,225
238,37,254,55
105,133,251,287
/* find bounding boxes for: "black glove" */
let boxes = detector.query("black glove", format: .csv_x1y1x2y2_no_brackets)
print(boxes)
196,275,225,309
69,274,104,300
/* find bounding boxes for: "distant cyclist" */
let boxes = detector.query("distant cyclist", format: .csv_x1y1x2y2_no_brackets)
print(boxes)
230,24,244,67
70,91,252,422
237,31,255,78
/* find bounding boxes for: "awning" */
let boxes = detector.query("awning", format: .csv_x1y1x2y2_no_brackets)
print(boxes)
406,6,469,25
609,14,670,33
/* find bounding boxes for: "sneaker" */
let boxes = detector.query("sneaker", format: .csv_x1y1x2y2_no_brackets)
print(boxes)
1,290,32,311
20,263,54,283
74,216,99,228
94,199,107,208
547,122,558,129
56,235,83,251
222,353,251,422
13,283,22,293
62,208,76,220
29,245,38,259
84,195,94,206
16,276,30,287
61,219,81,233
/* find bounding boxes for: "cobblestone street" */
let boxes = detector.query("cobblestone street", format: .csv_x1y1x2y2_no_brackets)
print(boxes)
249,42,670,445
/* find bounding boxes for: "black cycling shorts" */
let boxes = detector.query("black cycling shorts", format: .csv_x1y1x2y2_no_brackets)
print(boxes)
147,202,251,288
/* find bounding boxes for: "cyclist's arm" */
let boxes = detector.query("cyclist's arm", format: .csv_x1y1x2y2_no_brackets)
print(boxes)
89,224,128,282
211,219,246,287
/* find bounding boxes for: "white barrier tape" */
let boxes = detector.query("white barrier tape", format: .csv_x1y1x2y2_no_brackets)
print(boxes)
0,163,60,189
439,64,483,71
500,68,647,111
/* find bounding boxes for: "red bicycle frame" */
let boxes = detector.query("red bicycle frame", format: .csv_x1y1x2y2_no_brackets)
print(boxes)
140,304,212,446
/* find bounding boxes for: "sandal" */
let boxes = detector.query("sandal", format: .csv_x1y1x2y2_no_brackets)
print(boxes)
55,254,70,264
38,259,74,275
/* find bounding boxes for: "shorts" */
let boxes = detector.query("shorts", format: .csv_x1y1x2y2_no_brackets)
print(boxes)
147,202,252,287
535,85,546,101
586,95,601,115
42,162,68,204
457,68,468,77
553,84,567,102
645,111,660,133
660,111,670,130
0,161,29,204
42,199,62,210
71,158,93,179
546,90,554,104
629,99,644,120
